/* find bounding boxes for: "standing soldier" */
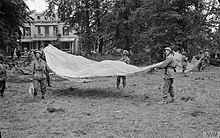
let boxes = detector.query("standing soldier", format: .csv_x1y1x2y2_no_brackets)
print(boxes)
0,54,6,97
197,50,205,71
204,49,210,67
157,47,177,104
31,50,50,99
116,50,130,89
182,52,188,77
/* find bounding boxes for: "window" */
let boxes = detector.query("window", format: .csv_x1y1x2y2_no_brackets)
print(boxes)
53,26,58,35
63,27,69,36
63,42,70,50
45,26,49,37
37,16,41,20
45,16,48,20
38,26,41,35
24,27,31,36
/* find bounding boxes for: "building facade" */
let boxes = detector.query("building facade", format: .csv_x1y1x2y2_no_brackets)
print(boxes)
20,13,79,54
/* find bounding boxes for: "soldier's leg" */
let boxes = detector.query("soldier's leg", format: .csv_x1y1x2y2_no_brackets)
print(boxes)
162,79,170,101
183,66,188,77
0,81,5,97
46,71,51,87
122,76,126,88
198,62,201,71
116,76,121,88
40,79,47,99
207,58,210,66
169,79,175,101
33,79,40,97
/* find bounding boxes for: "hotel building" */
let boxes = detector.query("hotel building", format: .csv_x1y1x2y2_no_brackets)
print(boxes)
20,12,79,54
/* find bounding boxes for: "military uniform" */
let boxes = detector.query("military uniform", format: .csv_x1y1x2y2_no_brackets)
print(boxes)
204,51,210,67
31,57,50,98
158,48,177,103
117,50,130,89
197,51,205,71
182,52,188,76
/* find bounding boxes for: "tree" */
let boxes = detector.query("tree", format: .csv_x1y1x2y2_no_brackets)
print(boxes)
0,0,33,54
46,0,220,62
131,0,220,60
46,0,113,54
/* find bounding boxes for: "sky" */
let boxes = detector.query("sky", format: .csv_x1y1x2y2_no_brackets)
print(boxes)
25,0,47,12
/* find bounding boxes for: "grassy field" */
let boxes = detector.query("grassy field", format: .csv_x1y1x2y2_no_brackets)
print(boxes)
0,66,220,138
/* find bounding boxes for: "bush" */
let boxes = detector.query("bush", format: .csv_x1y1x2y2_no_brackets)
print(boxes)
210,58,220,67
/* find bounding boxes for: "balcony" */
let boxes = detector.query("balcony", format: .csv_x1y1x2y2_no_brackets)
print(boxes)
21,35,32,39
34,34,58,38
33,34,58,41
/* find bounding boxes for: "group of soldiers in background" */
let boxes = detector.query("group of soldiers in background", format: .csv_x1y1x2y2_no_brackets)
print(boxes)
195,49,210,71
176,48,211,72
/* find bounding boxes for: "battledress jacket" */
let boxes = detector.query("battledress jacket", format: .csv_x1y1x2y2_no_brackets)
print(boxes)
31,58,50,80
158,54,177,79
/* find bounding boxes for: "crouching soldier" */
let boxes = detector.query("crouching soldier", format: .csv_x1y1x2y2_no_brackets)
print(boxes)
157,47,177,104
117,50,130,89
0,54,6,97
31,50,50,99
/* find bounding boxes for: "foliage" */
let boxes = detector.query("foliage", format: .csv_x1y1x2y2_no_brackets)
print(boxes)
0,0,33,54
46,0,220,63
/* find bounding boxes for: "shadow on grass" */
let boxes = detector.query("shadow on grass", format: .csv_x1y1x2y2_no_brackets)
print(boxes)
52,87,140,101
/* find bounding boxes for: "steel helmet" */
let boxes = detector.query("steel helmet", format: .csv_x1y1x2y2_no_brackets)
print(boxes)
182,51,187,55
164,47,172,51
35,50,42,55
123,50,129,55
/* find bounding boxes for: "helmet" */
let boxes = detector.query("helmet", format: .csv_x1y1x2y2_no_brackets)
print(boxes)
182,52,187,55
35,50,42,55
123,50,129,55
164,47,172,51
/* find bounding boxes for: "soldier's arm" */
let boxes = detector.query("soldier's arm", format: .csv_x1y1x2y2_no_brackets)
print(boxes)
118,57,123,61
44,61,54,73
157,57,172,69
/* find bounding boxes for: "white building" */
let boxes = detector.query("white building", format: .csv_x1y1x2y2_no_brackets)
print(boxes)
20,12,79,54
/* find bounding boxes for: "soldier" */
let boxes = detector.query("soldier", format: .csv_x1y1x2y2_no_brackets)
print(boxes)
31,50,50,99
157,47,177,104
117,50,130,89
182,52,188,77
0,54,6,97
204,49,210,67
197,50,205,71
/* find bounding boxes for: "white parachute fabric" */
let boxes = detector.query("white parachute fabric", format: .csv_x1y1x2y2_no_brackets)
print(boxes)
44,44,200,79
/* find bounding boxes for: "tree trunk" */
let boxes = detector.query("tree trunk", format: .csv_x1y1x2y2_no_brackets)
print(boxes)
85,0,91,54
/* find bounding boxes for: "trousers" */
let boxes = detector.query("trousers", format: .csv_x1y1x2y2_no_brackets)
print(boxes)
33,78,47,96
117,76,126,87
163,78,174,99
